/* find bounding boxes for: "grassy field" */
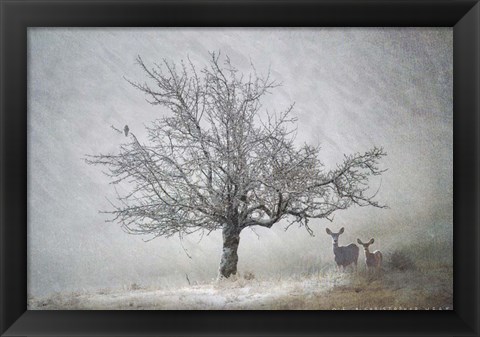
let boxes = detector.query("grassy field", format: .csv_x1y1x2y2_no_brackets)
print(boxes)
28,238,452,310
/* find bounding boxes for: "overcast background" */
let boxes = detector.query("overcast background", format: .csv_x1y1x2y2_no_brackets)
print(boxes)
28,28,452,297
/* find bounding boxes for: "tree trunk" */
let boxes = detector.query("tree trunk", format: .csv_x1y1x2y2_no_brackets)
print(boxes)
218,225,241,278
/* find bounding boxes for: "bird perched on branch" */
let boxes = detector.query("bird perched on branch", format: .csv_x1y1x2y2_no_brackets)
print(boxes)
124,125,129,137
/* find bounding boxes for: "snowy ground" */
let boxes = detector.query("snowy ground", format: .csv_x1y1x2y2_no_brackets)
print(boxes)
29,273,345,310
28,265,452,310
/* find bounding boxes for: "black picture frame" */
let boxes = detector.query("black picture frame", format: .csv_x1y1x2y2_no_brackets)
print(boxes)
1,0,478,336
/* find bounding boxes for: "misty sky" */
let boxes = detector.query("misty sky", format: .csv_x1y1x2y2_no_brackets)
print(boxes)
28,28,452,297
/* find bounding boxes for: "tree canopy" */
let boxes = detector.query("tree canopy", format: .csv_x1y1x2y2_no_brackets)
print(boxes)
86,52,386,277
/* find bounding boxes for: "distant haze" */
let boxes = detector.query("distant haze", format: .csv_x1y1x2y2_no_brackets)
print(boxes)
28,28,452,297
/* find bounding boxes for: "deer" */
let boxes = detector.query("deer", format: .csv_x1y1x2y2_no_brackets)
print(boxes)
357,238,383,271
325,227,359,271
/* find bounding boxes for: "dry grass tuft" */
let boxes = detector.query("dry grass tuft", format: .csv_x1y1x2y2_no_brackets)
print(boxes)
243,271,255,280
387,249,416,271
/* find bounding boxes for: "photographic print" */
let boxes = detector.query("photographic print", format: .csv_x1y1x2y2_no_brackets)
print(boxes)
27,28,452,310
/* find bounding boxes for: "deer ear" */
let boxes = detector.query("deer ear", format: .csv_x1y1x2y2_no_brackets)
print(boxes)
339,227,344,234
357,238,362,245
369,238,375,244
326,228,332,235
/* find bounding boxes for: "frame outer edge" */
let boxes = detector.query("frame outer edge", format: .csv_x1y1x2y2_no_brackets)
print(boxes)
1,0,479,336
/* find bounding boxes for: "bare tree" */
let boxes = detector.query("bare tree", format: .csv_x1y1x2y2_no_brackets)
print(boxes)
86,52,387,278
